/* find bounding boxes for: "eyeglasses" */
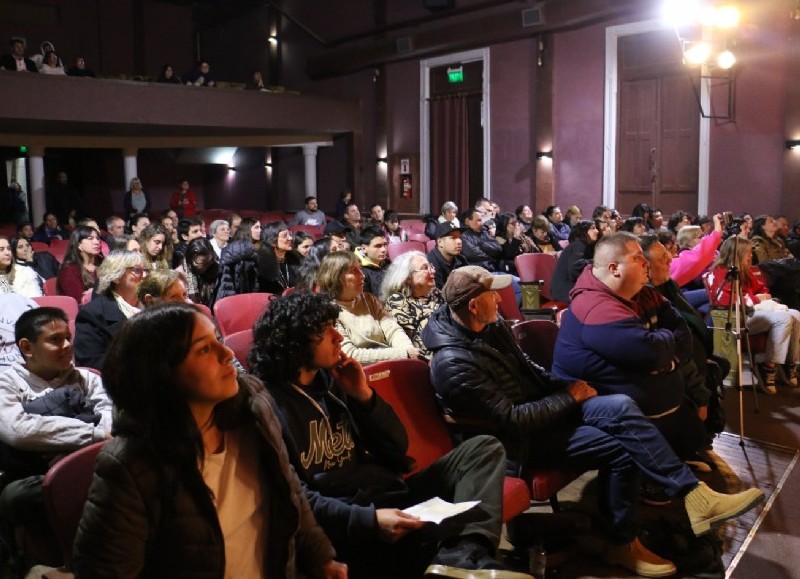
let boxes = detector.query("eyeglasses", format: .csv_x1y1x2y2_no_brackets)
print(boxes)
414,264,435,273
128,266,150,276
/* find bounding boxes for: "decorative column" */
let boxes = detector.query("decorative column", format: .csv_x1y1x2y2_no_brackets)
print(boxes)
122,148,138,189
302,144,319,198
28,147,45,224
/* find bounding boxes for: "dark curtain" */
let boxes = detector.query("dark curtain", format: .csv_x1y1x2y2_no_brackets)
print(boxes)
430,93,470,214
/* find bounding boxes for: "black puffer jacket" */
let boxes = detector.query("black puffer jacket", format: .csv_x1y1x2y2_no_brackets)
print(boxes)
423,306,578,456
215,240,259,301
73,374,335,578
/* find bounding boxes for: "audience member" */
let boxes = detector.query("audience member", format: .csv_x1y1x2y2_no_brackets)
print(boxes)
494,213,535,274
170,179,198,218
316,252,417,363
178,238,220,308
209,219,230,257
74,250,147,369
292,231,314,257
11,235,58,282
707,237,800,393
0,294,36,373
137,269,190,307
384,210,408,243
16,222,34,242
356,226,390,296
47,171,83,226
216,223,261,301
104,215,126,246
57,226,102,301
631,203,652,229
293,196,327,226
251,292,513,578
32,212,65,244
123,177,150,218
246,70,267,91
293,239,334,293
668,211,692,235
30,41,58,70
544,205,570,242
172,216,204,268
73,302,341,577
334,190,353,221
341,203,363,248
157,63,182,84
323,221,351,251
109,234,140,253
565,205,583,228
0,307,112,563
138,222,172,270
750,215,791,264
257,222,299,294
184,60,216,87
159,208,179,243
551,220,599,303
552,232,708,459
381,250,444,360
621,217,647,234
649,208,665,232
38,50,65,75
439,201,460,227
461,209,502,270
423,265,764,577
427,222,468,289
0,38,37,72
530,216,559,254
0,236,42,298
366,203,386,232
515,204,534,235
66,56,96,77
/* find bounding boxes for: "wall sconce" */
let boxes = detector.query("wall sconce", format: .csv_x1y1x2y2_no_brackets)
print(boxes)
536,151,553,160
377,157,388,164
268,35,278,46
785,140,800,150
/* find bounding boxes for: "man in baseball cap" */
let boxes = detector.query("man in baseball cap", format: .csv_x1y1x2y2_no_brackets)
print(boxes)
441,265,512,314
427,223,469,289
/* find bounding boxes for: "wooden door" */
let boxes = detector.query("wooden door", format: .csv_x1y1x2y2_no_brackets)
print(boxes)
616,31,699,215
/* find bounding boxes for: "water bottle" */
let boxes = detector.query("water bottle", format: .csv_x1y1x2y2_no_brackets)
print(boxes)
529,542,547,579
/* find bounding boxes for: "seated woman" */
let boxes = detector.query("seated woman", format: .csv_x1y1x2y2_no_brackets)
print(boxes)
257,222,300,294
109,234,141,253
293,239,334,294
0,236,42,298
209,219,231,258
621,216,647,234
316,251,418,364
57,226,103,301
72,302,342,578
11,235,59,283
32,212,65,245
39,49,66,75
137,269,190,306
530,216,559,254
381,251,444,360
137,222,172,270
495,212,536,274
708,237,800,393
179,237,220,308
515,204,534,235
551,220,599,303
74,250,148,369
750,214,791,264
292,231,314,258
123,177,150,219
384,210,409,243
216,218,263,300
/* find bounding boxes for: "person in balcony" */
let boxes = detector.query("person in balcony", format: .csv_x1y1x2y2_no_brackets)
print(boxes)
38,50,65,75
170,180,198,218
123,177,150,219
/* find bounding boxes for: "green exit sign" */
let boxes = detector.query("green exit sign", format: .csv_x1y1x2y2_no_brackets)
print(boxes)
447,66,463,83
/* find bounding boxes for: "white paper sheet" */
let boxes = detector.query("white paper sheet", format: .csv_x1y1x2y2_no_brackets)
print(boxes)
402,497,480,524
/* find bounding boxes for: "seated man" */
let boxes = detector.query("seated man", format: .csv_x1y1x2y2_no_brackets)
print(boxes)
460,209,502,271
251,293,528,579
293,195,327,226
356,226,391,296
0,307,112,559
552,232,708,460
427,222,468,290
423,265,764,578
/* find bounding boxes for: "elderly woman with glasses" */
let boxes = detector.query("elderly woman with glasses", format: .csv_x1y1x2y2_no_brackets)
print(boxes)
380,250,444,360
257,222,300,295
74,250,149,369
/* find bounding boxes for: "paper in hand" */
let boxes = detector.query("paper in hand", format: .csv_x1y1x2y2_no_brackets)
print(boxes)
402,497,480,524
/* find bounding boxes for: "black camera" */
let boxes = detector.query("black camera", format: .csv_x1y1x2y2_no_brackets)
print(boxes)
722,211,744,239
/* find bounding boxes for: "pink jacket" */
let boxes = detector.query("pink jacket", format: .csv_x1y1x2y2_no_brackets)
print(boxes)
670,230,722,287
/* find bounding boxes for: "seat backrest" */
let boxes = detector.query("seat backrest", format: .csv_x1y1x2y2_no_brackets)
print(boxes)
225,329,254,371
43,277,60,296
31,295,79,321
30,241,50,254
48,239,70,263
407,232,430,243
511,319,560,371
290,224,323,239
387,240,426,261
213,292,275,337
514,253,557,300
365,359,453,474
41,440,108,567
496,284,523,322
425,239,436,253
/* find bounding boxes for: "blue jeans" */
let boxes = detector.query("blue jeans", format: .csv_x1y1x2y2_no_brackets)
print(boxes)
529,394,698,542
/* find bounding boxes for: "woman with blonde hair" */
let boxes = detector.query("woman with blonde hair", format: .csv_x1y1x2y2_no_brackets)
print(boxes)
137,269,189,307
317,251,418,363
380,250,443,359
74,250,149,369
123,176,150,218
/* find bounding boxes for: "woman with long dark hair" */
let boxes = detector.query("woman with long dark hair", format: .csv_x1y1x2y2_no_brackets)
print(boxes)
57,226,103,301
73,302,344,578
551,220,599,303
257,222,300,294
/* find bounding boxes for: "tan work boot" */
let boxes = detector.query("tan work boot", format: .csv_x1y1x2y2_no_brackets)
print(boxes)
604,537,677,577
684,481,764,535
